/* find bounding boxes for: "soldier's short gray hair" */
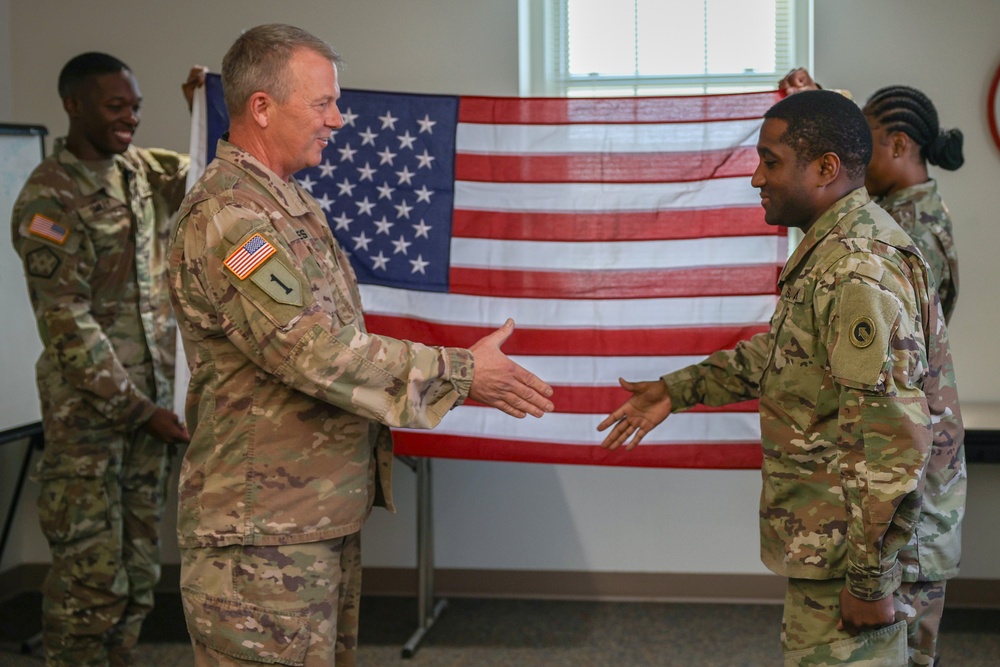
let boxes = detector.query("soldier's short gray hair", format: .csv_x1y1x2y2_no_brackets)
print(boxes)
222,23,341,119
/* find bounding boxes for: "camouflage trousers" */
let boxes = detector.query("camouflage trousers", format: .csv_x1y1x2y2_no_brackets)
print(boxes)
35,428,171,667
782,578,947,666
181,532,363,667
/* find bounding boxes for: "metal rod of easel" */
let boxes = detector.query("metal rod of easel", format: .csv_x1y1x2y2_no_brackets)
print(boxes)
401,456,447,658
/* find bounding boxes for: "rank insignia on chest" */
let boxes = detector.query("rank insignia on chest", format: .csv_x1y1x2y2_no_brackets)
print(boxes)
27,214,69,244
224,233,277,279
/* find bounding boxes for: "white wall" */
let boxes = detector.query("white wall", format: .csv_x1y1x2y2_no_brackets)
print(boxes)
0,0,10,119
2,0,998,582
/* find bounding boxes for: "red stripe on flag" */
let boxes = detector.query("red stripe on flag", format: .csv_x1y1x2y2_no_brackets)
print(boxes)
449,265,780,299
451,207,774,241
455,147,760,184
364,316,768,356
458,92,782,125
393,432,764,469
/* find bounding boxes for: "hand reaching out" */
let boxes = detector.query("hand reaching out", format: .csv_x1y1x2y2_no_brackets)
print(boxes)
597,378,673,451
469,319,554,418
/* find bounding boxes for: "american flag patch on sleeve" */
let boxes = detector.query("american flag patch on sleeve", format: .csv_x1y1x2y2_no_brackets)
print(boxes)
224,233,277,279
28,214,69,244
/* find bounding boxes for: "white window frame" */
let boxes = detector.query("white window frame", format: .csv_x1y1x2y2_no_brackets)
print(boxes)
518,0,814,97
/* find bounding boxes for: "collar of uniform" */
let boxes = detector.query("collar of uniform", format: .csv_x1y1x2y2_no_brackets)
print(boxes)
777,186,870,285
53,136,135,201
214,138,313,217
873,178,936,213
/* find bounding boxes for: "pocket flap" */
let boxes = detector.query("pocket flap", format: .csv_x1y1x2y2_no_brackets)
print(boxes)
182,587,310,665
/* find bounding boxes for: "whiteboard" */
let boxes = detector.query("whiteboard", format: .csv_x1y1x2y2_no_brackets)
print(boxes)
0,125,47,434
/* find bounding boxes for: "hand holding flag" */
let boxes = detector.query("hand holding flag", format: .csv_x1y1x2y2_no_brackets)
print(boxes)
468,319,554,419
598,378,674,451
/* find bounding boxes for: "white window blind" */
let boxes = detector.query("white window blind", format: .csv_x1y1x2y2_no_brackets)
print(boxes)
520,0,813,97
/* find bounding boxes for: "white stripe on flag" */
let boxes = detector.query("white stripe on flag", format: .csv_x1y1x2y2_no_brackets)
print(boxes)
507,355,710,384
454,177,759,212
456,118,763,154
358,284,776,328
449,235,781,271
396,408,761,445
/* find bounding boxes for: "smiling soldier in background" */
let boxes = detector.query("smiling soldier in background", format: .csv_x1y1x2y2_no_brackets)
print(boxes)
11,53,203,666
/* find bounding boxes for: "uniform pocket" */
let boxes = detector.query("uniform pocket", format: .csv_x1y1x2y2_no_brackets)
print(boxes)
181,587,310,665
36,476,110,544
784,619,907,666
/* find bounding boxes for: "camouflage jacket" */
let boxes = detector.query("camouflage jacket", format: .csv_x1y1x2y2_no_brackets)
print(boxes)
663,188,965,600
874,179,959,324
12,138,188,475
169,139,474,548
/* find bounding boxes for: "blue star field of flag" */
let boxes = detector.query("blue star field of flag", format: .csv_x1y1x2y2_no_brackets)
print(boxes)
295,90,458,292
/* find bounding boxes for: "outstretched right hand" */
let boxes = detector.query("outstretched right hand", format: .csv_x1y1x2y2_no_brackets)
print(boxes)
468,319,554,419
597,378,673,451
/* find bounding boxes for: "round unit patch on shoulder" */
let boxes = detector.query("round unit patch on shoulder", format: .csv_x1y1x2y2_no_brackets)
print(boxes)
850,316,876,348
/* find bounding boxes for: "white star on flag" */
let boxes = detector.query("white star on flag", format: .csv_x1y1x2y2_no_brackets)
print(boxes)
297,174,316,192
397,131,416,150
318,159,337,178
379,110,398,130
416,114,436,134
409,254,429,274
337,143,357,162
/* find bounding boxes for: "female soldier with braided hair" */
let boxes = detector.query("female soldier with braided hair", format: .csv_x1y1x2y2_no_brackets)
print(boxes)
779,70,964,323
863,85,963,322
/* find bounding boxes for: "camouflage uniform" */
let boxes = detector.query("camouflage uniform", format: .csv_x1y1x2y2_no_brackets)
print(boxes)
662,188,965,665
874,179,959,324
169,139,474,666
11,138,189,667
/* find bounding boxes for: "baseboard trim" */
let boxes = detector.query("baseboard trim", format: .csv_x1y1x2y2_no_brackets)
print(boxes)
4,564,998,608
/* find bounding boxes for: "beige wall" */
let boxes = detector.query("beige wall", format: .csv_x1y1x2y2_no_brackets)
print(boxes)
2,0,998,582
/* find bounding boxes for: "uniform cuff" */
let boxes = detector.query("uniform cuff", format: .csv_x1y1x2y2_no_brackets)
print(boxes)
846,560,901,601
661,368,699,411
445,346,475,406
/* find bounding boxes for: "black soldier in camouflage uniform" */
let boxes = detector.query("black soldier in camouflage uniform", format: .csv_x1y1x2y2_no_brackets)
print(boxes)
11,53,202,666
600,91,964,666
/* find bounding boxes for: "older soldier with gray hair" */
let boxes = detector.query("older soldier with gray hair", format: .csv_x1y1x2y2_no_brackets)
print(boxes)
599,90,964,666
169,23,554,666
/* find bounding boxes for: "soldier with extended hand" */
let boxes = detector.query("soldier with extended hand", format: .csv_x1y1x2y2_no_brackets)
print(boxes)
599,90,964,666
169,23,554,667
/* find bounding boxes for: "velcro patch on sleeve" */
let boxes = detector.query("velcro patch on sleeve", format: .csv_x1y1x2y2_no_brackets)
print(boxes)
830,282,899,388
224,232,276,279
250,257,303,306
27,214,69,245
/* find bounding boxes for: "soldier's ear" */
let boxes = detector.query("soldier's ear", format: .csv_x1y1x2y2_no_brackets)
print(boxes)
890,132,912,160
63,95,79,118
814,151,841,185
248,92,271,129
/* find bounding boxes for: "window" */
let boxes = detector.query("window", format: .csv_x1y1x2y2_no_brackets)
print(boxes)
519,0,813,97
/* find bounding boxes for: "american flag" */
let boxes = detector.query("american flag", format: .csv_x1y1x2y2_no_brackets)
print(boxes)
198,74,785,469
28,213,68,244
223,232,276,279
